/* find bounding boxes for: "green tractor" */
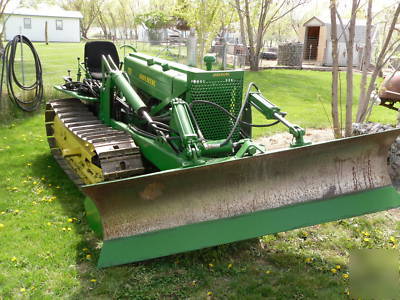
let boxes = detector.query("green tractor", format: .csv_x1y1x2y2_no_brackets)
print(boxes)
45,41,400,267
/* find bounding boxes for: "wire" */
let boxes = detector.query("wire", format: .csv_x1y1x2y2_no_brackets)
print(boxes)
148,120,179,134
219,82,257,146
128,123,157,139
62,79,100,97
190,82,281,146
0,35,43,112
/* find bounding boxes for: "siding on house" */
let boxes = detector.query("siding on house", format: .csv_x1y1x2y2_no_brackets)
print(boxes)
3,6,83,43
4,15,81,42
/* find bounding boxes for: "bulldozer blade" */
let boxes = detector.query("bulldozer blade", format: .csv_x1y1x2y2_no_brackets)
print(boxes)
82,129,400,268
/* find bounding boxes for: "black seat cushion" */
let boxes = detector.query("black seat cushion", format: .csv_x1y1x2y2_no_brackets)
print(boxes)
90,72,103,80
84,41,119,78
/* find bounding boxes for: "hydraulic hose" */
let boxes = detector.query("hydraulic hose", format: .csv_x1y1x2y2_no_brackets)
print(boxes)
220,82,263,146
189,100,280,128
0,35,43,112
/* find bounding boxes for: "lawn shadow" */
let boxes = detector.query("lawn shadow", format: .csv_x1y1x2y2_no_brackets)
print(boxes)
70,236,347,298
0,104,43,125
29,152,96,261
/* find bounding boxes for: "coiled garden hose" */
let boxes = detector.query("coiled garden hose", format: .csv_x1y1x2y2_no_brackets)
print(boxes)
0,35,43,112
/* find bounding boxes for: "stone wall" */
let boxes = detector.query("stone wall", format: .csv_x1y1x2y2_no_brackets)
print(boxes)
277,43,303,67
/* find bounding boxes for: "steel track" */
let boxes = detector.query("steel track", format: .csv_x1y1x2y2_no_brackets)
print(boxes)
45,98,144,186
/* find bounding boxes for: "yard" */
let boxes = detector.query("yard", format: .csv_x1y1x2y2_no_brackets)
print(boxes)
0,42,399,299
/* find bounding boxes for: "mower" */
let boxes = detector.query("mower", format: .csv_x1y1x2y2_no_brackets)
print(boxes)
45,41,400,268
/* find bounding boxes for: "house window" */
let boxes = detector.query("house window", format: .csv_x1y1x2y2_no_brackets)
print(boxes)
56,20,63,30
23,18,31,29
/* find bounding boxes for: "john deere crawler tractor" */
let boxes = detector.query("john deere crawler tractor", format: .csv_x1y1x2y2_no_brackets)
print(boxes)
45,41,400,268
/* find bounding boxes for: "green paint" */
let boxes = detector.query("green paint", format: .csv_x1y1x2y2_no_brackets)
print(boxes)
99,75,112,126
204,55,216,71
84,197,103,238
97,186,400,268
53,86,98,102
111,119,189,170
248,92,310,147
124,54,188,114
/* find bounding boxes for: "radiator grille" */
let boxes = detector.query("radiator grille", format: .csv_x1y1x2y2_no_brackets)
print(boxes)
187,77,243,142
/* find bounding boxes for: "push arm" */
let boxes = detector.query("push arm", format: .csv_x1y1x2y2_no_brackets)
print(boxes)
248,91,310,148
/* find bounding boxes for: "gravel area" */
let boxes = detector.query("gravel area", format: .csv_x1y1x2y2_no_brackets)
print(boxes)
257,128,334,150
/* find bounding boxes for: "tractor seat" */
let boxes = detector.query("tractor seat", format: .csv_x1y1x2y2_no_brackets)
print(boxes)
84,41,120,80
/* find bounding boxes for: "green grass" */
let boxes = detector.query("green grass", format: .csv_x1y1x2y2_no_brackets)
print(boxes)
245,69,397,137
1,42,400,298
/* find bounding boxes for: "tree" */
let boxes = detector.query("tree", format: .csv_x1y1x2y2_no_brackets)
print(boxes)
137,10,173,43
340,0,359,137
330,0,341,138
356,0,372,122
62,0,104,39
177,0,228,66
95,0,173,41
329,0,400,136
0,0,13,48
116,0,138,40
330,0,362,137
234,0,247,47
96,5,111,38
357,2,400,122
234,0,308,71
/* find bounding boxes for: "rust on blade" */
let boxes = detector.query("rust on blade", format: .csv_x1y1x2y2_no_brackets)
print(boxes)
82,129,400,241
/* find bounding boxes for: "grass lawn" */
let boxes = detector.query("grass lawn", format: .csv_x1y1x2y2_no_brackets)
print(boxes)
246,70,397,137
0,42,399,298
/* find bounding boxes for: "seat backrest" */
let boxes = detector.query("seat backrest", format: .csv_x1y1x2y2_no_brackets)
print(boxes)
84,41,120,73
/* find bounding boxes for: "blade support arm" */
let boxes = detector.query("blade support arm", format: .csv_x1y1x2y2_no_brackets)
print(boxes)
248,92,311,147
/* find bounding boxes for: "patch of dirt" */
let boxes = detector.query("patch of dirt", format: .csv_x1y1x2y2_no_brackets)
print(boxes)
257,128,334,150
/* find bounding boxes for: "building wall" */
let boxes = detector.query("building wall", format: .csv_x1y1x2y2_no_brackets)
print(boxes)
324,41,362,66
304,19,376,67
4,15,80,42
316,26,326,63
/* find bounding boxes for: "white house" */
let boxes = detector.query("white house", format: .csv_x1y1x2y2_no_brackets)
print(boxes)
301,16,378,67
3,5,83,42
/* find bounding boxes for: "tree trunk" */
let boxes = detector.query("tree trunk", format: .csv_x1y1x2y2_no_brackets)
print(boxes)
356,0,373,122
235,0,305,72
134,27,138,40
360,3,400,122
244,0,257,71
251,0,268,71
97,14,108,38
234,0,247,48
199,38,205,67
82,28,89,39
330,0,341,138
0,30,5,49
344,0,358,137
110,12,118,40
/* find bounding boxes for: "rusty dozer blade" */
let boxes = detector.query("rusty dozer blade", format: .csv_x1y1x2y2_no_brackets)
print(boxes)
82,129,400,268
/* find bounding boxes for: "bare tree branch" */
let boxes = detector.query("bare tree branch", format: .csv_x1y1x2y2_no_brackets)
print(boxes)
356,0,373,122
362,2,400,122
236,0,308,71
